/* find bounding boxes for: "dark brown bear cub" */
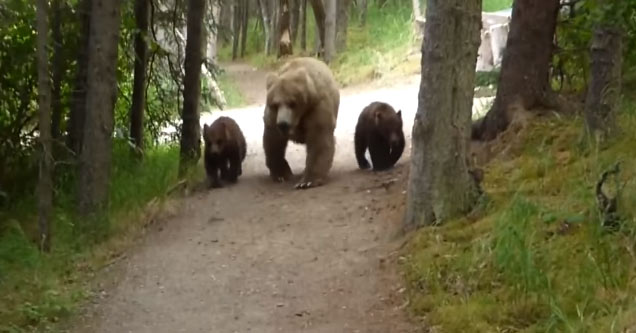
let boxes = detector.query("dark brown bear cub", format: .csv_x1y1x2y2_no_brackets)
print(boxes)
354,102,405,171
202,116,247,188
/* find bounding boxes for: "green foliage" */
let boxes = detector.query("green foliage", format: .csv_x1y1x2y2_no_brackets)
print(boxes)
0,142,180,331
482,0,513,12
404,99,636,331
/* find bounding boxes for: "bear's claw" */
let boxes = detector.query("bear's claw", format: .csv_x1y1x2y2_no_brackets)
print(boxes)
295,181,314,189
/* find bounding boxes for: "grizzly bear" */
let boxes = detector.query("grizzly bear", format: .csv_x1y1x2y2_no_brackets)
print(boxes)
262,57,340,189
354,101,405,171
202,116,247,188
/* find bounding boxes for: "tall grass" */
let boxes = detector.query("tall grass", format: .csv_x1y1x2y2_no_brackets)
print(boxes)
0,141,180,331
403,100,636,332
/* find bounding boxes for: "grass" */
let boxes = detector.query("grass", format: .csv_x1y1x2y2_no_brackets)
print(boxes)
217,72,246,109
483,0,513,12
0,142,182,332
403,98,636,332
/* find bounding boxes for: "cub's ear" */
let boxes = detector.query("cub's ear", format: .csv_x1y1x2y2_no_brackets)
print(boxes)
396,110,402,119
266,73,279,90
203,123,209,134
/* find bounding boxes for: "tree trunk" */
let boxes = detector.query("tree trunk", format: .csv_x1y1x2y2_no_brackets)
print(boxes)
179,0,206,176
300,0,307,50
219,0,232,43
36,0,53,252
67,0,91,155
335,0,349,51
77,0,122,218
278,0,293,57
412,0,422,35
471,0,560,141
323,0,336,62
240,0,248,57
290,0,300,44
584,26,622,142
130,0,150,155
232,0,240,59
270,0,280,53
257,0,272,54
359,0,367,25
50,0,64,141
309,0,326,56
405,0,482,229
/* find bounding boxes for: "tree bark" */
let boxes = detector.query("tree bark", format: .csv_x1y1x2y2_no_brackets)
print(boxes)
232,0,240,59
471,0,560,141
278,0,293,57
257,0,272,54
240,0,249,57
50,0,64,141
130,0,150,155
219,0,233,43
309,0,326,56
405,0,482,229
179,0,206,176
335,0,349,51
584,26,622,142
270,0,280,53
300,0,307,50
36,0,53,252
67,0,91,155
323,0,336,62
411,0,422,35
290,0,300,44
77,0,122,218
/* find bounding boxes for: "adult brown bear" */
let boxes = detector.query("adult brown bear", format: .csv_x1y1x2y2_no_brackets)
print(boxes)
202,116,247,188
262,57,340,189
354,101,405,171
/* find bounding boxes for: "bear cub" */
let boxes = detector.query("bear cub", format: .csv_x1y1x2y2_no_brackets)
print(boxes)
202,116,247,188
354,101,405,171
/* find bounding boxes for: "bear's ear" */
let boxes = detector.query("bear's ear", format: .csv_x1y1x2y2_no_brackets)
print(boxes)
203,124,209,135
266,73,279,90
396,110,402,119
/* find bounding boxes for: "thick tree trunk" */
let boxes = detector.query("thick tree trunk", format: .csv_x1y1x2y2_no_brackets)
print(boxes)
67,0,91,155
278,0,293,57
240,0,248,57
179,0,206,176
472,0,560,141
77,0,122,218
130,0,150,155
324,0,336,62
412,0,422,35
232,0,240,59
36,0,53,252
335,0,349,51
50,0,63,141
584,26,622,142
290,0,300,44
309,0,326,56
219,0,232,43
270,0,280,53
257,0,272,54
300,0,307,50
405,0,482,229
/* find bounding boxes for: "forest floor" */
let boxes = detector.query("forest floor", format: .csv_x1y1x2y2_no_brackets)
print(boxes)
65,62,428,332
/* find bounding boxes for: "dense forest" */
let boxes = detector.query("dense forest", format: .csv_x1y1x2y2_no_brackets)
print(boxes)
2,0,636,331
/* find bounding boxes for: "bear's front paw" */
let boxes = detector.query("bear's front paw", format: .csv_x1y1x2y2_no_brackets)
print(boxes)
208,179,223,189
294,178,323,190
358,161,371,170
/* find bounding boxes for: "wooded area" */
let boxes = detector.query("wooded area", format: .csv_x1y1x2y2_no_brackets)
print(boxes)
2,0,636,331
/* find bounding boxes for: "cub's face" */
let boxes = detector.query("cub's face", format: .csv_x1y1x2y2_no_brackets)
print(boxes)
375,110,403,146
265,67,317,135
203,123,228,155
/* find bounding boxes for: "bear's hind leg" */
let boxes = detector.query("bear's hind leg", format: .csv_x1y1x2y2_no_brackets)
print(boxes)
296,132,335,189
263,125,293,182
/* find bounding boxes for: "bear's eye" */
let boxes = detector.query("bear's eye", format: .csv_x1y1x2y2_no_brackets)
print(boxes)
288,101,297,109
270,103,279,110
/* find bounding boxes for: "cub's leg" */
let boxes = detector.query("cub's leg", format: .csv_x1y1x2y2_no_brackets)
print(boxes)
368,137,392,171
354,128,370,170
205,157,223,188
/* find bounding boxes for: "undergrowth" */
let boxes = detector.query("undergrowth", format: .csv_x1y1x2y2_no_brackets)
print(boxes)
0,142,181,332
403,99,636,332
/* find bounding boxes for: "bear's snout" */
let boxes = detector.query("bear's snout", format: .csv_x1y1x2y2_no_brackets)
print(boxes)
277,122,291,134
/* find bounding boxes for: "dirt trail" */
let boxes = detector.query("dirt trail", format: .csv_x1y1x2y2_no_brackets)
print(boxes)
67,62,424,332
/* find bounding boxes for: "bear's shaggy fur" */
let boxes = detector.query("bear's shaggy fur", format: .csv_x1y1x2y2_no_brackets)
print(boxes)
202,116,247,188
354,101,405,171
262,57,340,189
